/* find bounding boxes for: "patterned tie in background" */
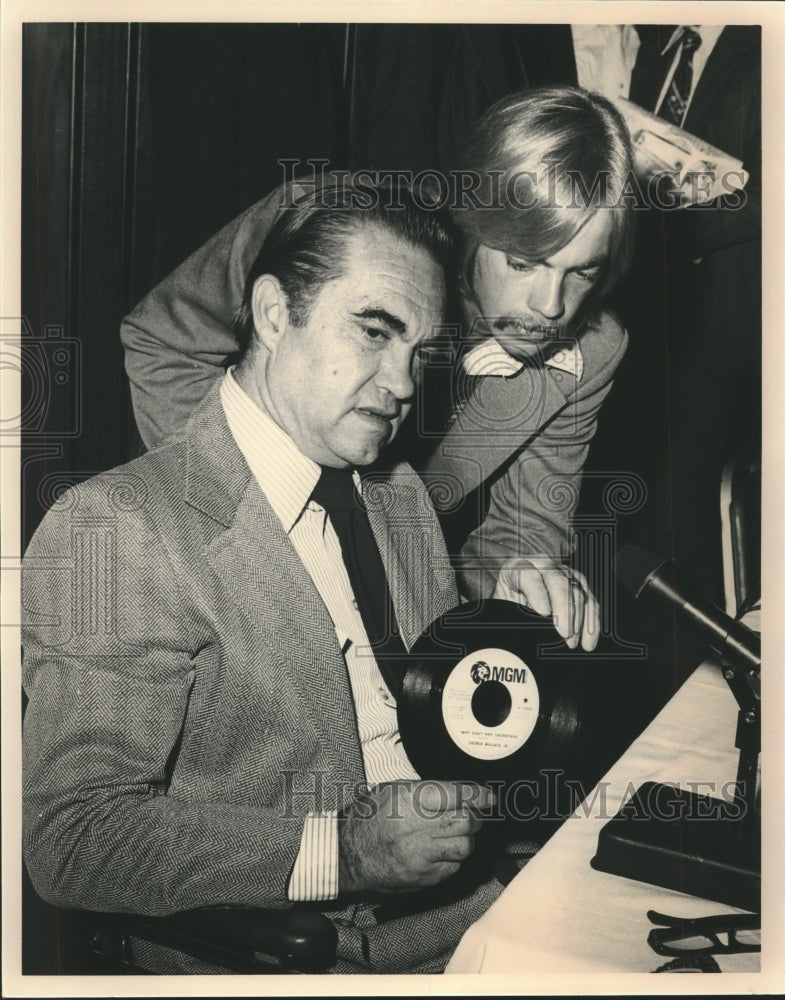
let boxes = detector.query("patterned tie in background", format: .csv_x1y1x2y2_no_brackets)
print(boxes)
659,28,702,126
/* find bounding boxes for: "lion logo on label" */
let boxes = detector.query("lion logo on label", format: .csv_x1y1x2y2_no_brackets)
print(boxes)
470,660,491,684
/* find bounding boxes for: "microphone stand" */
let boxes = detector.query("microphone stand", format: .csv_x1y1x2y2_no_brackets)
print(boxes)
591,636,761,913
721,647,760,840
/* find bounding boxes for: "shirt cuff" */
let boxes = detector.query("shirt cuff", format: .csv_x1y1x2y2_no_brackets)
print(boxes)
287,811,339,902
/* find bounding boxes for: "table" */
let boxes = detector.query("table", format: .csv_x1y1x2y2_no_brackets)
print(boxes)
446,657,761,974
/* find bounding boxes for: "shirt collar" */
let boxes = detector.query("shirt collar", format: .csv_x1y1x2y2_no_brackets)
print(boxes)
462,335,584,381
220,367,360,533
457,256,585,382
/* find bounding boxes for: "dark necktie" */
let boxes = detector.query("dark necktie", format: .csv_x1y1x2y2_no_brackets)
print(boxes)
659,28,702,126
311,466,408,698
629,25,678,110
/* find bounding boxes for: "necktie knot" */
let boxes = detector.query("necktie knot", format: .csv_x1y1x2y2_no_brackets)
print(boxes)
681,27,702,54
311,466,359,514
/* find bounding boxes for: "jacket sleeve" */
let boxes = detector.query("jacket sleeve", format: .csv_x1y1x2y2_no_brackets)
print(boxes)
120,189,285,450
671,31,761,260
457,322,629,600
22,476,307,916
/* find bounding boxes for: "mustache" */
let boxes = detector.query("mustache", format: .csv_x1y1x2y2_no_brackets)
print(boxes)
492,317,568,338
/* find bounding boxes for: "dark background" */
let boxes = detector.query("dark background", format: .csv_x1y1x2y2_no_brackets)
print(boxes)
21,22,581,551
19,22,760,974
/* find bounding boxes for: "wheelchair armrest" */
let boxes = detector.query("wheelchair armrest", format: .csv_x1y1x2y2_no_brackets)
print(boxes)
87,905,339,973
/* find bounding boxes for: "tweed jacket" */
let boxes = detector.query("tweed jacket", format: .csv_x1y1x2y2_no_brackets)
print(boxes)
120,186,628,597
22,387,501,974
415,305,628,599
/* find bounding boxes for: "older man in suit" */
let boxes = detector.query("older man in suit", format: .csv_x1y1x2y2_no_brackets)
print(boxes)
121,86,636,654
22,181,505,975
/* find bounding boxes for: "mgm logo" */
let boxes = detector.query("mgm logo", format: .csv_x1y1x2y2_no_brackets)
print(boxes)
470,659,527,685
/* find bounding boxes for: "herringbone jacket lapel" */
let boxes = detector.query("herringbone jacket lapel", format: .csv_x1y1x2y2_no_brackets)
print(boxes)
182,390,365,783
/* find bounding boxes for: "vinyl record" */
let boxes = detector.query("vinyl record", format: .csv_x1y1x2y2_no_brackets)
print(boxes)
398,599,584,791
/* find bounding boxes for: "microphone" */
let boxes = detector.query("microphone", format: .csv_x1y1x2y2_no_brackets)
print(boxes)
592,543,762,912
614,543,760,678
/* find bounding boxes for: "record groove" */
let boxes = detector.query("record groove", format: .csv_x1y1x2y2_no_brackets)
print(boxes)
398,600,584,801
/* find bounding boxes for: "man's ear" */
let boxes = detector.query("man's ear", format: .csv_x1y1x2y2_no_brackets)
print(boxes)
250,275,289,353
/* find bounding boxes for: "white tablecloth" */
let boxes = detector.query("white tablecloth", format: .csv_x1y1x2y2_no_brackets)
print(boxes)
447,658,760,974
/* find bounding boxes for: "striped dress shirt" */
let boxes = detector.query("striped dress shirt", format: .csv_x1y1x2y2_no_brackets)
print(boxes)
220,369,419,901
